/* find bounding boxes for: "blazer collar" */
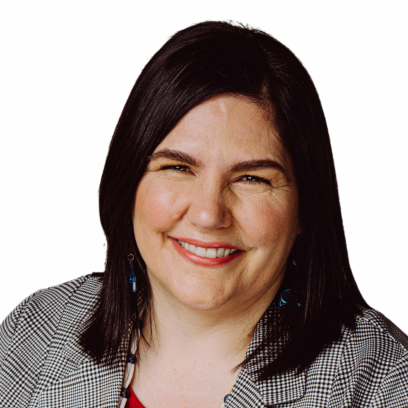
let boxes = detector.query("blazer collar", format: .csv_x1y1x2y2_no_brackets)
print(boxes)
230,303,306,407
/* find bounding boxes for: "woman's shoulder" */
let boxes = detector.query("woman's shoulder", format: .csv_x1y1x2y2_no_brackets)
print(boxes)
334,307,408,371
352,307,408,355
0,273,103,363
25,272,104,311
6,272,103,322
0,274,105,406
300,308,408,406
328,308,408,405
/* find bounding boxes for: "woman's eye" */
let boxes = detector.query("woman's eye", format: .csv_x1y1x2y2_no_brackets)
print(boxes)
239,175,271,185
160,164,192,173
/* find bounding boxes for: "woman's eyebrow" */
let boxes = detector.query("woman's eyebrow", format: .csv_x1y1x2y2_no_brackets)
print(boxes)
148,148,286,175
148,149,202,167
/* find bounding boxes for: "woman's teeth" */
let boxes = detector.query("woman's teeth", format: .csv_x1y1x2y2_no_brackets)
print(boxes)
177,240,238,258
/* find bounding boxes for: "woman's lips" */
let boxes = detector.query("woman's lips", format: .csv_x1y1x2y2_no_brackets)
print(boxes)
170,236,242,249
169,237,244,266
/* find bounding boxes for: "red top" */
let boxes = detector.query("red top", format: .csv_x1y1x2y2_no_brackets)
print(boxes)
126,387,146,408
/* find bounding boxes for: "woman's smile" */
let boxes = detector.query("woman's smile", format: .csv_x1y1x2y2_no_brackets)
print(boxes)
169,236,245,266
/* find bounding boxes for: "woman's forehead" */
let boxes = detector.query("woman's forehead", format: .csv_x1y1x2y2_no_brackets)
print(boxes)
156,94,287,165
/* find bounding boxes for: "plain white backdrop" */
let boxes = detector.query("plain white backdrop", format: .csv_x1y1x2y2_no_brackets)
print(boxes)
1,1,407,332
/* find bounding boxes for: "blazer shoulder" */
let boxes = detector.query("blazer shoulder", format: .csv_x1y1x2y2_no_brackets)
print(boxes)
27,272,103,311
326,309,408,406
0,274,104,406
355,308,408,353
0,273,103,365
13,273,103,324
337,307,408,374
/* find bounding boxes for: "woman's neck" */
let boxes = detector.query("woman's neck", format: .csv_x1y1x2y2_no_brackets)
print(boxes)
131,282,278,407
139,283,275,368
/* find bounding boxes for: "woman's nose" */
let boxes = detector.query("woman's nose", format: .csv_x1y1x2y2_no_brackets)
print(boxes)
186,181,232,230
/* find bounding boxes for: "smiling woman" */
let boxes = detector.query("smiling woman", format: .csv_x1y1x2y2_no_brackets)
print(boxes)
1,21,408,408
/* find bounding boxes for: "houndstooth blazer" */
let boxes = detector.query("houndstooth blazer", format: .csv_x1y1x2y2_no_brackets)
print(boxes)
1,273,408,408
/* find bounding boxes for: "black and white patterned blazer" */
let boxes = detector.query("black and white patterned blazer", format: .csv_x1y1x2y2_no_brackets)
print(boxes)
1,274,408,407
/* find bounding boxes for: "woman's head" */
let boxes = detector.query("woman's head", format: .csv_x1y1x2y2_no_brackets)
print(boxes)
85,21,366,374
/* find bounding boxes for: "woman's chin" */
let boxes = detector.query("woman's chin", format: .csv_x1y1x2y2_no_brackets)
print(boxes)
159,279,236,313
176,296,229,312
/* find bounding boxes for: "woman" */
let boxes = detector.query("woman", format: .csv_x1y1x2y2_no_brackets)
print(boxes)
1,21,407,408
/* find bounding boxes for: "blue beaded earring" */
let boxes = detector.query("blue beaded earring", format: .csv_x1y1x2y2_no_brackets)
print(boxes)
278,259,301,307
128,254,137,293
278,289,301,307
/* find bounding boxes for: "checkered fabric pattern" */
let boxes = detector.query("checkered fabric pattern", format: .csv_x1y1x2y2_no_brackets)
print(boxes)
1,274,407,407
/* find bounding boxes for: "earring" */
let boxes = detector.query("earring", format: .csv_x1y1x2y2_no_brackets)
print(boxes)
128,254,137,293
278,289,301,307
278,258,301,307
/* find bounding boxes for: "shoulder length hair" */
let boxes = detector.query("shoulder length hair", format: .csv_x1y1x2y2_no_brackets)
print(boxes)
81,20,369,379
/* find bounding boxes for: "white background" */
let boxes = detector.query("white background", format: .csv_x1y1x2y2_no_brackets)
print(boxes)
1,1,407,332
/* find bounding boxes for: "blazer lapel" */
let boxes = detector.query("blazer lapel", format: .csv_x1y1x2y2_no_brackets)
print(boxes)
226,303,306,407
30,279,131,408
34,320,130,408
226,367,306,408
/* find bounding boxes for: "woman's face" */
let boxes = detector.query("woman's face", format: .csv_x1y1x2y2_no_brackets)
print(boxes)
133,94,300,314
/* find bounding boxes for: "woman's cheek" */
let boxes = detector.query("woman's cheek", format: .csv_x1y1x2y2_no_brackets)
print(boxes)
237,193,297,246
135,178,189,232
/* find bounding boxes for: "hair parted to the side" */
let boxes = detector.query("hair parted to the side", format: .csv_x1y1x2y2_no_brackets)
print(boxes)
80,20,369,379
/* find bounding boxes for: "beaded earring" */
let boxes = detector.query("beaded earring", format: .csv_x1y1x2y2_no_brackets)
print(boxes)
278,259,301,308
128,254,137,293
